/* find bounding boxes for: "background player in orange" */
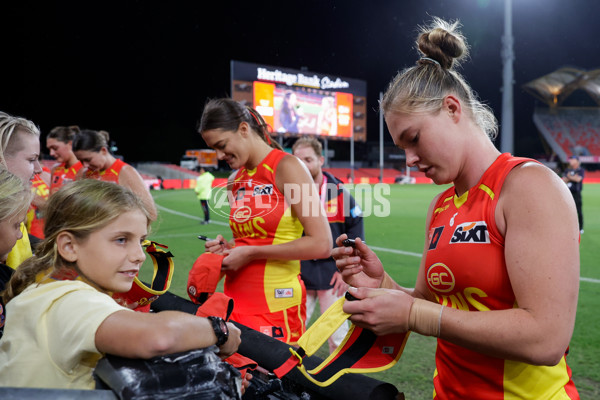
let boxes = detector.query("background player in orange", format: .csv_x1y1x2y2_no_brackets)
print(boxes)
46,125,83,195
72,129,157,221
333,17,579,399
26,168,50,241
199,98,331,344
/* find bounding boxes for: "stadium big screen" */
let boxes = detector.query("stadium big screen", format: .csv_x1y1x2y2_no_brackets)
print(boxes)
231,60,367,141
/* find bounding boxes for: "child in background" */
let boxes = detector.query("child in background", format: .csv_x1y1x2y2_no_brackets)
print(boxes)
0,169,34,338
0,179,241,390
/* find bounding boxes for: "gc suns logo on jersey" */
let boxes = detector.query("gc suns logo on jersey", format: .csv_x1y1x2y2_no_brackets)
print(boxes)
426,263,455,293
450,221,490,244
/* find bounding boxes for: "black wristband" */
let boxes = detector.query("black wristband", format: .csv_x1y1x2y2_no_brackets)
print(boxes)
207,316,229,346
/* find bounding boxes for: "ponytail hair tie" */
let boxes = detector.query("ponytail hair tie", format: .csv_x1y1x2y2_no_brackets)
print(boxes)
247,107,272,145
420,57,441,67
264,131,273,145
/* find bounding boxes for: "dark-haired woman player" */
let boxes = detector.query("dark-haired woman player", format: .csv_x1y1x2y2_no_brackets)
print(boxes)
199,98,331,344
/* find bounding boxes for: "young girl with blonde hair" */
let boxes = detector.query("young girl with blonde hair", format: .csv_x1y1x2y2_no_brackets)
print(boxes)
0,179,241,390
0,169,34,338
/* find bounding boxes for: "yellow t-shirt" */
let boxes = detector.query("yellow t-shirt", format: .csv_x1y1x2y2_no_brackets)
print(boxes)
0,280,130,389
194,171,215,200
5,223,32,269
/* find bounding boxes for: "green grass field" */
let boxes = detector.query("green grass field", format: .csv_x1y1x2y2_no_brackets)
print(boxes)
147,183,600,399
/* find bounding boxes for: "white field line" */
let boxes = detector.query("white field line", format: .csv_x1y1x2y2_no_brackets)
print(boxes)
369,245,422,258
156,204,599,284
580,277,600,284
156,204,229,226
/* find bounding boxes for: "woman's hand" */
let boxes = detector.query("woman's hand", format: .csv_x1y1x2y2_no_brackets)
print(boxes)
342,287,414,336
221,246,256,272
329,271,349,297
331,234,384,289
205,234,231,255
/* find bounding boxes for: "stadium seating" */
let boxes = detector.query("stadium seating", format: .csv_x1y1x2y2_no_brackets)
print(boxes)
533,108,600,162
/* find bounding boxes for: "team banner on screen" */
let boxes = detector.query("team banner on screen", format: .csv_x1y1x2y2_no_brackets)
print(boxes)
231,60,367,141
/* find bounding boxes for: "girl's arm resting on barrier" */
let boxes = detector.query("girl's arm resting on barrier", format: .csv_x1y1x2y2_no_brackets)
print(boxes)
96,310,241,359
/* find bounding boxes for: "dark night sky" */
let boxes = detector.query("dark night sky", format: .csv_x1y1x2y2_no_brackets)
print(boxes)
3,0,600,164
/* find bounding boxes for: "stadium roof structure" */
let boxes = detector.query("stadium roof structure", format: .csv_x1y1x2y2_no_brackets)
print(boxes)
579,69,600,106
523,67,600,107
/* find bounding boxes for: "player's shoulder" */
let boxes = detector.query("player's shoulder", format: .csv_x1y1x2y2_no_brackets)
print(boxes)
506,161,558,186
502,161,570,205
278,152,306,173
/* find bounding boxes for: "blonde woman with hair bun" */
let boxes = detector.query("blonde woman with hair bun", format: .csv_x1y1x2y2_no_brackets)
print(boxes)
333,17,580,399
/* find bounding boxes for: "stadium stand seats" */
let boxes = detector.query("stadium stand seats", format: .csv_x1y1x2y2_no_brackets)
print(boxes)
524,67,600,165
534,108,600,162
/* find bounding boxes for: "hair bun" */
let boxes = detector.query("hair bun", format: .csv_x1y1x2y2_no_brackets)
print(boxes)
98,130,110,141
416,17,468,70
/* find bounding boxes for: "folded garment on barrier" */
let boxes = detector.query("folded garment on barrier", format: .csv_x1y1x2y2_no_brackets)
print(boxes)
94,348,242,400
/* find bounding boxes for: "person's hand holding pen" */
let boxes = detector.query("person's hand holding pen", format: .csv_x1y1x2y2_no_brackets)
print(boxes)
198,235,255,272
198,234,230,255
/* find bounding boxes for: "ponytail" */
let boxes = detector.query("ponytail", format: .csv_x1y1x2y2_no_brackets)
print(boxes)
198,98,282,150
245,107,282,150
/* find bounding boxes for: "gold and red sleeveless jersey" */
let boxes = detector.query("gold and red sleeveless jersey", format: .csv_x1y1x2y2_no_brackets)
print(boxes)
85,158,126,183
26,173,50,238
50,161,83,192
225,149,304,315
426,153,579,400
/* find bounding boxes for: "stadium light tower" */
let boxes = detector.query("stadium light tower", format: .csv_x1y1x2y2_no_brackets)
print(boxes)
500,0,514,154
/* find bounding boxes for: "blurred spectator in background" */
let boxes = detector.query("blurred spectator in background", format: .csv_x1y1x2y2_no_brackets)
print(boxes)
195,166,215,224
562,155,584,233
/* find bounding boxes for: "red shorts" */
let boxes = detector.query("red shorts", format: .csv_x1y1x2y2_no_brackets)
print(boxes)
230,303,307,345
